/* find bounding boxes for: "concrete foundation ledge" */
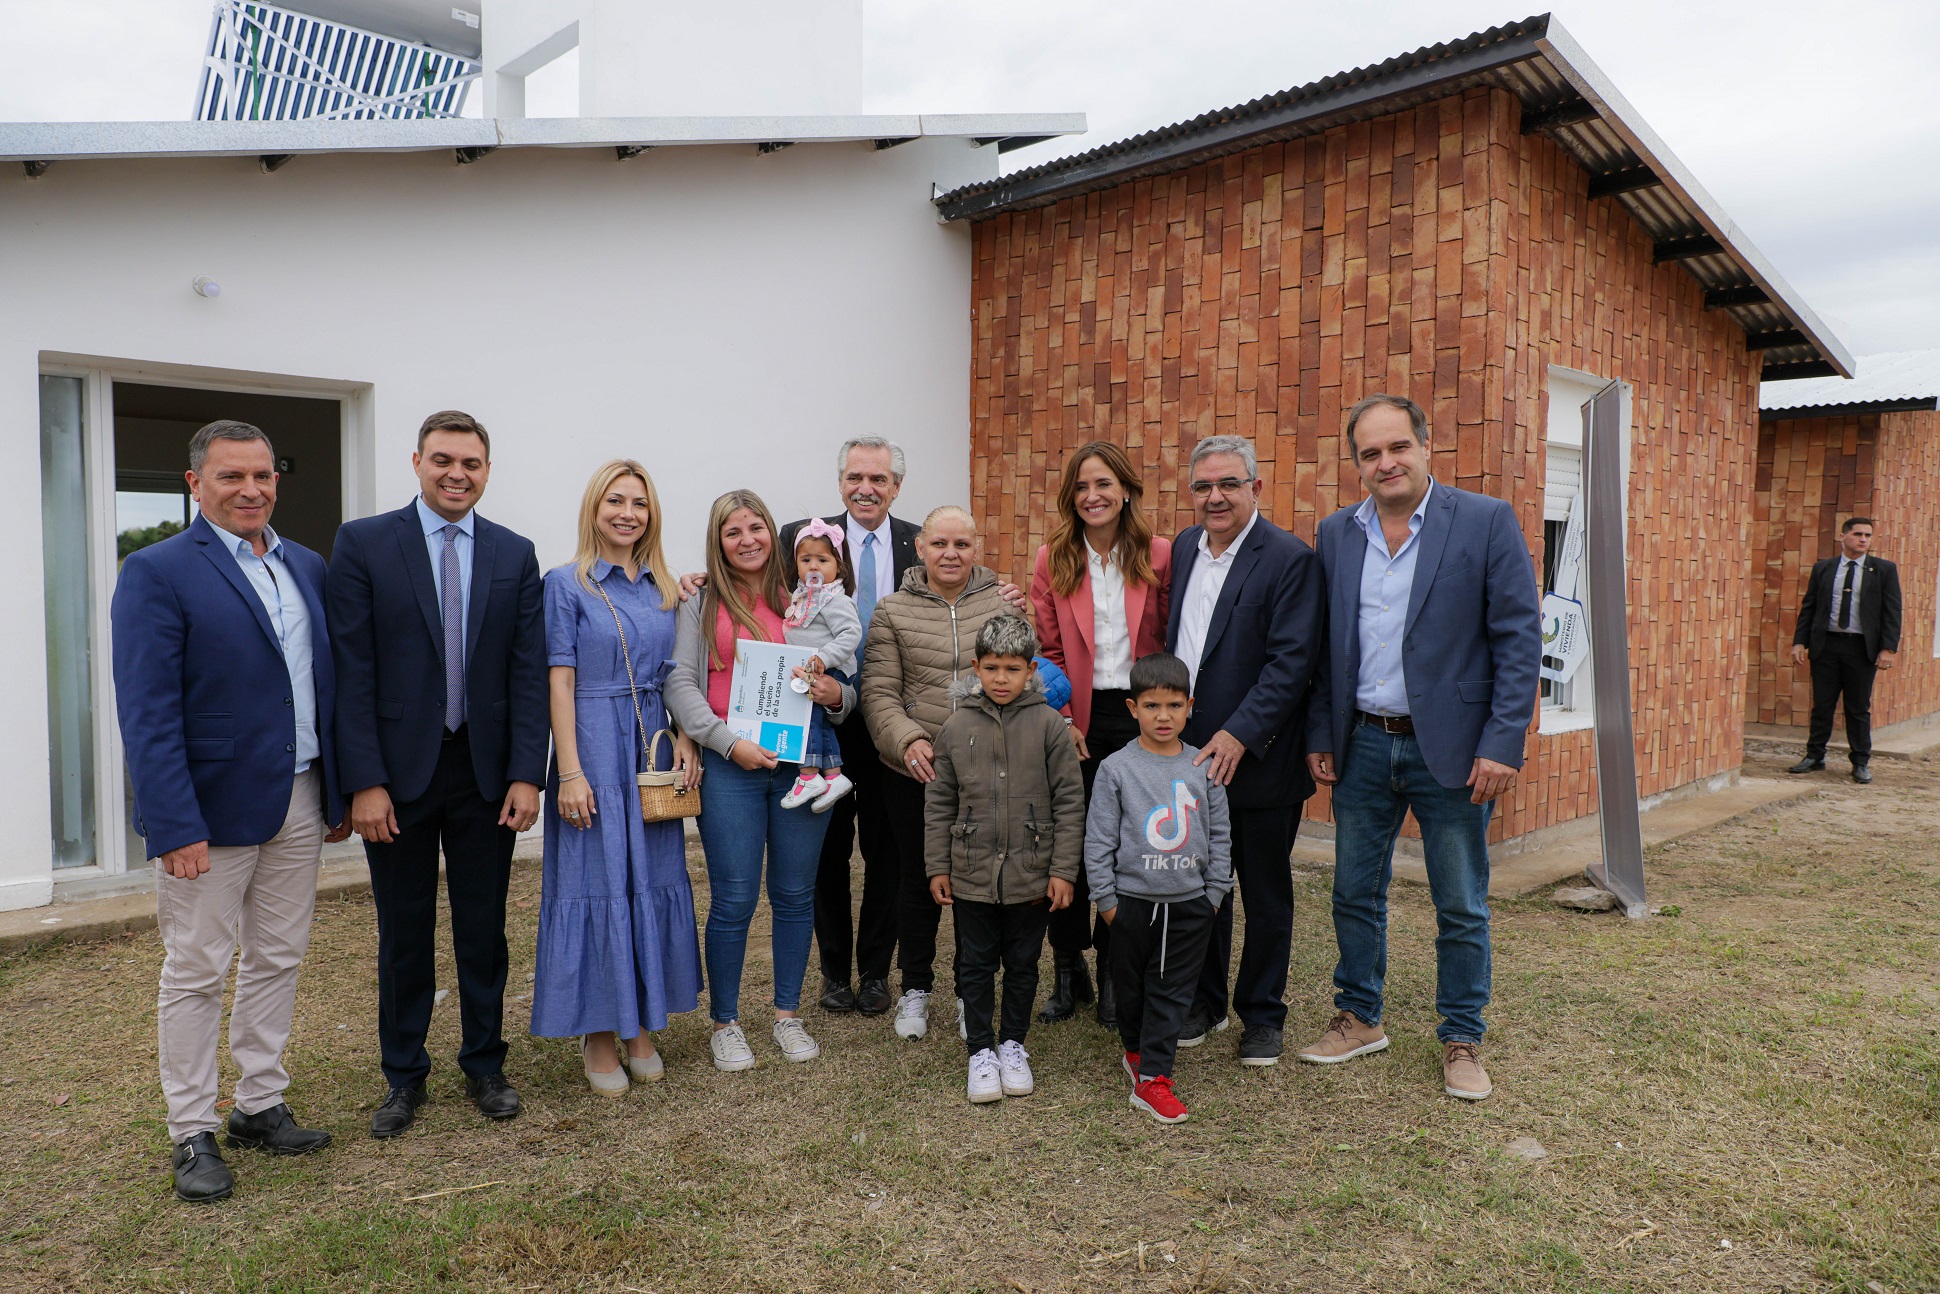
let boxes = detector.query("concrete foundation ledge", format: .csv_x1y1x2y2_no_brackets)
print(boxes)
1292,773,1816,898
1745,714,1940,762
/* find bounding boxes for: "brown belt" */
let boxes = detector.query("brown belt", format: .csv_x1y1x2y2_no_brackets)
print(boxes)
1357,710,1415,735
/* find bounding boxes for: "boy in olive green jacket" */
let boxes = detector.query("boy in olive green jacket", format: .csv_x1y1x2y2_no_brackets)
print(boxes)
925,614,1085,1103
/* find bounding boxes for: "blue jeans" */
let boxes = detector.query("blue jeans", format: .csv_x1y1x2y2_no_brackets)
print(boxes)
695,749,830,1023
1330,720,1492,1043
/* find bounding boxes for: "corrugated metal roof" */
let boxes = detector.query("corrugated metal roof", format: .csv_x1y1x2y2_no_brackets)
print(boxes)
933,12,1851,381
1760,350,1940,417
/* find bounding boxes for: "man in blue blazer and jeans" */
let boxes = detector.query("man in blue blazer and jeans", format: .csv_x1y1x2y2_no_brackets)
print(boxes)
1165,434,1323,1068
329,410,547,1137
113,420,346,1202
1299,394,1540,1101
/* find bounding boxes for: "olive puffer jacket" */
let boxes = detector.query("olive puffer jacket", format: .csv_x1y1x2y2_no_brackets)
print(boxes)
860,564,1011,773
924,675,1086,903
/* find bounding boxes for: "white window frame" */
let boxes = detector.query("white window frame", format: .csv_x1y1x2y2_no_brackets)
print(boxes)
1539,365,1629,736
36,352,373,883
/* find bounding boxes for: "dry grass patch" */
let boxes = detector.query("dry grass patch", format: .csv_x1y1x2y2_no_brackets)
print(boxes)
1,749,1935,1292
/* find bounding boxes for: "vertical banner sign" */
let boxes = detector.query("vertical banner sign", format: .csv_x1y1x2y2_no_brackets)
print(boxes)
1581,380,1647,917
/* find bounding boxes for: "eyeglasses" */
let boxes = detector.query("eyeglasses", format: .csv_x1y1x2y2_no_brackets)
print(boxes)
1188,477,1254,499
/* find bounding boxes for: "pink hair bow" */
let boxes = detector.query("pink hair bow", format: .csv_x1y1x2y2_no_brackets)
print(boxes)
797,518,845,551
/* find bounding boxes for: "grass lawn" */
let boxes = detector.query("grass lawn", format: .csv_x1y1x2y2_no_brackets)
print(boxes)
2,749,1935,1293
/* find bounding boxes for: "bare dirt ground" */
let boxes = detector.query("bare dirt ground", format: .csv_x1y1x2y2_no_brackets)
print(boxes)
2,749,1934,1293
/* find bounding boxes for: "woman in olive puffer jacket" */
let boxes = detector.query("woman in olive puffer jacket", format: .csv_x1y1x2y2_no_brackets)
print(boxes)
860,505,1013,1041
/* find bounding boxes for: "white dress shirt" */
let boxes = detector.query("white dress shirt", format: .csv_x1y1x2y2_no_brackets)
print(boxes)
1828,554,1865,633
1087,541,1133,691
206,518,320,773
846,513,895,599
1175,510,1260,684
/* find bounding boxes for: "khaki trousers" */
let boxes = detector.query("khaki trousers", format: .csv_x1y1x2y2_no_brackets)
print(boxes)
156,769,325,1142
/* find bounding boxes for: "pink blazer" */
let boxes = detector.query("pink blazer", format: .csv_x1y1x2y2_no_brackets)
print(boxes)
1030,538,1173,737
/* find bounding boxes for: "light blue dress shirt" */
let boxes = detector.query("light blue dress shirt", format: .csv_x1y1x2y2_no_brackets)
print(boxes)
207,518,319,772
1353,479,1435,717
416,495,474,632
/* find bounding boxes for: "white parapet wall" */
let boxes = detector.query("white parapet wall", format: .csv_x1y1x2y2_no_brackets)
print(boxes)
0,118,1077,907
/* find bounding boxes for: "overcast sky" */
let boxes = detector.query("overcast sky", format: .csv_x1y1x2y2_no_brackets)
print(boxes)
3,0,1934,356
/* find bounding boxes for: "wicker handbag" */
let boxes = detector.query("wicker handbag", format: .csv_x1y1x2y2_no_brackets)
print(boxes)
592,582,701,823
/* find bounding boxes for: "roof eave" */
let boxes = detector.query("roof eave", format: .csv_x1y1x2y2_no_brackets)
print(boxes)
1761,396,1940,420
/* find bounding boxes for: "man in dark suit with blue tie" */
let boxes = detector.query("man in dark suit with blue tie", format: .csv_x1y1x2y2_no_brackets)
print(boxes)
113,420,346,1202
1789,517,1901,784
1165,433,1323,1068
1298,394,1540,1102
328,410,548,1137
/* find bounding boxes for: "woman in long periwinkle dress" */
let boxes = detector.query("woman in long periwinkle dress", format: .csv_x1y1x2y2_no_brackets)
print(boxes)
532,459,703,1094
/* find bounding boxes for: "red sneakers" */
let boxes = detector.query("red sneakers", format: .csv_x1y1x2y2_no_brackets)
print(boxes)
1131,1074,1189,1124
1122,1051,1140,1085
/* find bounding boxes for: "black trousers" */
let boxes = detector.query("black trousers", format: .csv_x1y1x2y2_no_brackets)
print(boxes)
954,898,1051,1054
882,766,946,994
1193,802,1301,1030
1112,894,1218,1079
813,716,900,985
1047,689,1136,959
1807,633,1878,763
364,727,516,1089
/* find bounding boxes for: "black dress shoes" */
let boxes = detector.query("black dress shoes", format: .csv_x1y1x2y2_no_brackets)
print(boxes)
1853,763,1873,784
370,1083,426,1139
819,977,857,1012
1787,758,1826,774
1094,960,1118,1029
171,1131,234,1203
466,1072,521,1121
226,1102,331,1156
855,977,893,1016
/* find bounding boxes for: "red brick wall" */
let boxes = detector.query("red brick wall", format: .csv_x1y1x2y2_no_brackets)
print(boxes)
967,86,1762,841
1750,409,1940,730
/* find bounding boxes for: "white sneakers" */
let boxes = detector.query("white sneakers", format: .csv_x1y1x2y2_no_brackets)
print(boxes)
772,1017,821,1063
967,1042,1034,1103
997,1040,1034,1096
780,771,855,812
893,989,930,1039
712,1019,822,1069
710,1023,757,1072
967,1049,1003,1103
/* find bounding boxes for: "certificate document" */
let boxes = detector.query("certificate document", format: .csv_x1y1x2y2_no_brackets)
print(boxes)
726,639,818,761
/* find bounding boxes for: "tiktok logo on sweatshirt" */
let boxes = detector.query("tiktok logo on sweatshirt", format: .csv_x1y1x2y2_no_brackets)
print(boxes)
1144,780,1199,852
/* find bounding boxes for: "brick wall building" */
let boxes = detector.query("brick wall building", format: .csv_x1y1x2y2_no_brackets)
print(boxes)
1751,353,1940,738
937,16,1851,846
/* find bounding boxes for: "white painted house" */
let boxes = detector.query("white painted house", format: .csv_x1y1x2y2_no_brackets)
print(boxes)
0,0,1081,909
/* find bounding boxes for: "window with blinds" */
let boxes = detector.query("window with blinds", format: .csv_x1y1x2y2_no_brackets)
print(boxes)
1543,444,1582,523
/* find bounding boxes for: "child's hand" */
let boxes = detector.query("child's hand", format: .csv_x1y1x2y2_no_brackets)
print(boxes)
929,875,954,906
1046,877,1074,911
807,654,825,676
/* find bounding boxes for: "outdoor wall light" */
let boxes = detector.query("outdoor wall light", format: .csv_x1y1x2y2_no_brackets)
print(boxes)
192,276,222,299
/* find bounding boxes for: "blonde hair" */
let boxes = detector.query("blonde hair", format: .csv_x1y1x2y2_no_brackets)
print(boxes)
700,489,793,669
1045,441,1156,597
572,460,674,609
919,505,978,540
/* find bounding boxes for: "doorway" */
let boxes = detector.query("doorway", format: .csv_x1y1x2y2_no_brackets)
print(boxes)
37,371,349,882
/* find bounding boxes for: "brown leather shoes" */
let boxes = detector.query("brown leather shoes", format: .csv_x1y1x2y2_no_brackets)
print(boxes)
1296,1011,1390,1064
1442,1041,1492,1100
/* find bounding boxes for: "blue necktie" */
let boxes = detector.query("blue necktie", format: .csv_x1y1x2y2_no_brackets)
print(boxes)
441,524,465,731
857,531,879,631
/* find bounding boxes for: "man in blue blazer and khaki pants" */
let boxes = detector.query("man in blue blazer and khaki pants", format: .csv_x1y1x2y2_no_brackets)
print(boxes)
113,420,347,1202
328,410,547,1137
1165,433,1323,1068
1299,394,1540,1100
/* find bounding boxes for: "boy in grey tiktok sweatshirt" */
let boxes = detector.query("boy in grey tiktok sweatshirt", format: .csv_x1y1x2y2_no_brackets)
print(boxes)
1084,652,1232,1124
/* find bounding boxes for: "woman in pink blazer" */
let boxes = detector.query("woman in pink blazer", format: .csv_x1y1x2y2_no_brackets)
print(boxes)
1029,440,1172,1027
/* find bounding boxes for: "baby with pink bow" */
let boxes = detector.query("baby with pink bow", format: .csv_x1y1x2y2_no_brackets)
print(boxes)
780,519,863,812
